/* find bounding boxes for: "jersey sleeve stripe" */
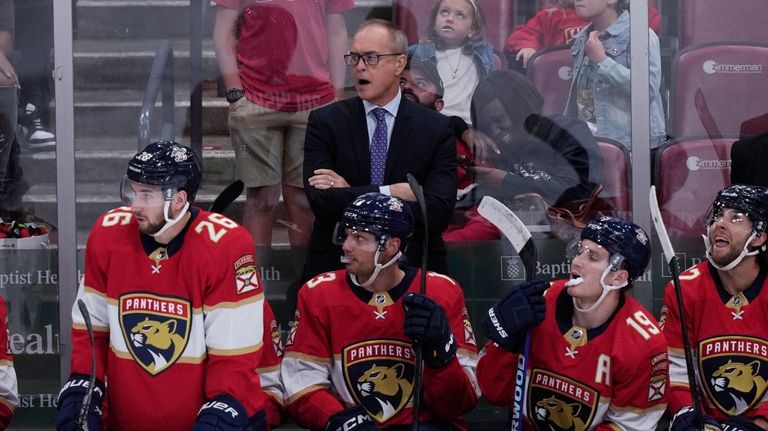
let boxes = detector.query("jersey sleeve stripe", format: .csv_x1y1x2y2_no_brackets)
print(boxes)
282,356,332,401
283,351,331,363
286,385,329,405
0,366,18,408
457,350,481,397
204,297,264,350
207,341,263,356
204,293,264,310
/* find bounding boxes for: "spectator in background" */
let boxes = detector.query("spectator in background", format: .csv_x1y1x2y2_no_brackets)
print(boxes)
563,0,666,150
409,0,497,126
469,70,602,216
506,0,660,69
400,57,499,242
301,20,456,282
212,0,353,273
0,0,28,215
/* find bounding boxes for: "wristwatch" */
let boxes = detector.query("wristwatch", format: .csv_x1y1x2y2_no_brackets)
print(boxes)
225,88,244,103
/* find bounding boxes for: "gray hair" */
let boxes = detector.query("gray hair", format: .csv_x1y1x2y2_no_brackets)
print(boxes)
356,19,408,54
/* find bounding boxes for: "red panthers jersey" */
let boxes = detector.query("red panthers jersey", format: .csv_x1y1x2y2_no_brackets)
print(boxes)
260,300,287,429
478,281,669,431
282,268,479,430
71,207,266,431
661,261,768,421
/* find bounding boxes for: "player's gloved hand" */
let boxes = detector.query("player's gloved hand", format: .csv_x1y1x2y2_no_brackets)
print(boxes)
482,279,547,352
56,374,105,431
669,406,721,431
403,292,457,368
720,416,765,431
192,394,266,431
325,406,376,431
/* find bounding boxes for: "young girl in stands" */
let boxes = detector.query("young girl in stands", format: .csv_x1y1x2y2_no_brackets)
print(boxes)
409,0,497,125
507,0,660,68
563,0,666,150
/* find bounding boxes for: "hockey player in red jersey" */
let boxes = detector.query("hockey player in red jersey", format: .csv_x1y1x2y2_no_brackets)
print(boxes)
282,192,479,430
0,300,18,430
56,142,269,431
662,184,768,431
477,216,668,430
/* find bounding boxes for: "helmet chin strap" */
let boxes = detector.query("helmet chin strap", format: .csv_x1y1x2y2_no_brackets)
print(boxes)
703,228,760,271
573,265,627,313
151,200,190,238
349,249,402,288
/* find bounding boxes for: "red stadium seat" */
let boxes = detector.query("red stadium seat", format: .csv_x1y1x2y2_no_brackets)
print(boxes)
671,42,768,139
394,0,514,50
680,0,768,47
526,45,572,116
595,137,631,218
654,138,735,238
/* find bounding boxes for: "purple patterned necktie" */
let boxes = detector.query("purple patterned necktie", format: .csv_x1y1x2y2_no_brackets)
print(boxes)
370,107,388,185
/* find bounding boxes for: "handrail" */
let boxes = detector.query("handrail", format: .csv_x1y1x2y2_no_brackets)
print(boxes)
189,0,204,164
137,39,175,150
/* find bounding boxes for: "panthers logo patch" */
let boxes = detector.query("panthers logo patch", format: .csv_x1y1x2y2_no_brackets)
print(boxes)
529,369,598,431
700,336,768,415
343,340,415,423
119,293,191,375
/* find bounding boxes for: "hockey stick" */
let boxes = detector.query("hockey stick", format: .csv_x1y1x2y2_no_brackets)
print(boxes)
406,173,427,431
208,179,244,213
477,196,537,431
649,186,704,428
76,299,97,431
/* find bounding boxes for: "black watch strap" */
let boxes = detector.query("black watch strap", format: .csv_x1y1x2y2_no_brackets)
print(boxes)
226,88,244,103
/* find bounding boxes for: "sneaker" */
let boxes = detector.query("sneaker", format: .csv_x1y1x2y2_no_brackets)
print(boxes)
18,103,55,152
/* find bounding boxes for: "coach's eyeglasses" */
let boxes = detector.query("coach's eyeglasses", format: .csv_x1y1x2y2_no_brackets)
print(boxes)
344,53,403,66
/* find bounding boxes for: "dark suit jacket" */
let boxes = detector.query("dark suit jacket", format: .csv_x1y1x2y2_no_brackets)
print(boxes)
301,96,457,281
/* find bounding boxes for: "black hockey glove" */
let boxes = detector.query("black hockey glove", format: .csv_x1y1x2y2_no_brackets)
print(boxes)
720,416,765,431
56,374,105,431
482,279,547,353
669,406,721,431
325,406,376,431
192,394,266,431
403,292,457,368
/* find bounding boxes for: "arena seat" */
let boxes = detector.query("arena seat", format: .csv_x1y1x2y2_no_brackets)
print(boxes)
680,0,768,47
595,137,630,218
653,138,735,238
394,0,514,50
526,45,572,115
670,42,768,140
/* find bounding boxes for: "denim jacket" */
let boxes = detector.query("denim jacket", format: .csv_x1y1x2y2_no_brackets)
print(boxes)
563,11,666,149
408,39,496,77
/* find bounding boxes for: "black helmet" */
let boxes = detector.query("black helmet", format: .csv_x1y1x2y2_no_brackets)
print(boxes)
339,193,414,251
580,216,651,281
126,141,202,202
707,184,768,233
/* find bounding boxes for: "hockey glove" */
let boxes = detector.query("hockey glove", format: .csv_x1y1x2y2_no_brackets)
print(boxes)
720,416,765,431
56,374,105,431
482,279,547,353
403,292,457,368
325,406,376,431
192,394,266,431
669,406,721,431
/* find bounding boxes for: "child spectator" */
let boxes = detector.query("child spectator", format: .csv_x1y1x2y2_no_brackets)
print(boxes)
563,0,666,150
409,0,497,125
507,0,660,69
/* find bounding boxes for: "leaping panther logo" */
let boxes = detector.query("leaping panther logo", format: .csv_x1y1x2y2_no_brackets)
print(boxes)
534,396,587,431
357,363,413,422
710,359,768,415
120,293,191,375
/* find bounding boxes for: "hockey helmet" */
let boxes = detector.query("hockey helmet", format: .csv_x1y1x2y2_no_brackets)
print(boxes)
338,193,414,251
706,184,768,233
579,216,651,281
125,141,202,203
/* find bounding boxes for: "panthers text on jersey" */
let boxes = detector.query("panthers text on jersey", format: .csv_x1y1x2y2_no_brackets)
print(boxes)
478,280,669,431
70,206,266,431
281,267,480,430
661,261,768,421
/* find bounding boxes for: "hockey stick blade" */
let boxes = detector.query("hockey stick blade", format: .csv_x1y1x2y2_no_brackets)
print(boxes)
209,180,244,213
77,299,97,431
649,186,704,427
478,196,536,282
477,196,536,431
406,173,427,431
